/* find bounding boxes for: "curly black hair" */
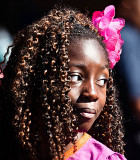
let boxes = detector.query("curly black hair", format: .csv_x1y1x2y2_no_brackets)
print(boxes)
0,7,125,160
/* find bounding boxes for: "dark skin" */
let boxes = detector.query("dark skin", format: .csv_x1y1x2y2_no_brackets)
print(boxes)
65,39,109,152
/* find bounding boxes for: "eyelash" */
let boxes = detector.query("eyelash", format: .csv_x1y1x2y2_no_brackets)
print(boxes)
69,74,108,86
96,78,108,87
69,74,83,82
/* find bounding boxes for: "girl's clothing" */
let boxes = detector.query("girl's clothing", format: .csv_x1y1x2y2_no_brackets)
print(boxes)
64,133,126,160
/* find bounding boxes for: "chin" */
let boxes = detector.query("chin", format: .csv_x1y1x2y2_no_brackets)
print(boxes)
78,118,96,133
78,128,88,133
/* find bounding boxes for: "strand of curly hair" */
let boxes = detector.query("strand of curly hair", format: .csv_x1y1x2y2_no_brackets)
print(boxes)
1,7,125,160
88,69,125,154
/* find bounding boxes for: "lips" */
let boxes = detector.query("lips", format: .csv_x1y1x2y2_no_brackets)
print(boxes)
76,108,96,119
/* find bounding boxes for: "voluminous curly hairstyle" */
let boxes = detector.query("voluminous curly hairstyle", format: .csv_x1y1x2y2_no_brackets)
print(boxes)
0,7,125,160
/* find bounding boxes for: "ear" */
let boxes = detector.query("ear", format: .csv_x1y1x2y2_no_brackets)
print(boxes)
121,0,134,9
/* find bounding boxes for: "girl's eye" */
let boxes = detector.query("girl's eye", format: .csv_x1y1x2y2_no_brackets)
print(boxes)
96,79,108,87
70,74,83,82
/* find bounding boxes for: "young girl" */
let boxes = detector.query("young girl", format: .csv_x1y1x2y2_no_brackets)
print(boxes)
0,5,126,160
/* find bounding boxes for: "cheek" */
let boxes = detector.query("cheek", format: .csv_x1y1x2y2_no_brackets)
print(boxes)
98,88,107,111
68,88,80,103
102,89,107,105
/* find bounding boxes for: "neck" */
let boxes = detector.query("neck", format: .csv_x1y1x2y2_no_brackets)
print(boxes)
63,132,84,153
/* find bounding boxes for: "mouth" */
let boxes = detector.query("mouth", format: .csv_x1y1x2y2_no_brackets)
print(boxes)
76,108,96,119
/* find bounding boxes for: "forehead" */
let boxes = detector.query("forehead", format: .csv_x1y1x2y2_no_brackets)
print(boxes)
68,39,108,67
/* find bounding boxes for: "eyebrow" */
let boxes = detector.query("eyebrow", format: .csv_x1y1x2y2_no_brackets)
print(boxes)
69,63,109,70
69,64,86,70
101,64,109,70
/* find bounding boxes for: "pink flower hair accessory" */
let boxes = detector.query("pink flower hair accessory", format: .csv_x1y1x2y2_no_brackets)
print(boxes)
92,5,125,69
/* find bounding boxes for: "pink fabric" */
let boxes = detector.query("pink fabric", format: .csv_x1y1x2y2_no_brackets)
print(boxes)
66,137,127,160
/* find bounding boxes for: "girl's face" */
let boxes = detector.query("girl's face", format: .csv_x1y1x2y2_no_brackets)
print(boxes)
68,39,109,132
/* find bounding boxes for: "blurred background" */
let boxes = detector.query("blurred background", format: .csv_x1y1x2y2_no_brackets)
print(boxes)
1,0,140,159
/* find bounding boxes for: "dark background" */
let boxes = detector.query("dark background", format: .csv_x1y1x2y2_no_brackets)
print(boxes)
0,0,116,35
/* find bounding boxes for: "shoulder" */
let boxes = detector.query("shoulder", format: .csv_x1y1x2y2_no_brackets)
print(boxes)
66,134,127,160
82,137,127,160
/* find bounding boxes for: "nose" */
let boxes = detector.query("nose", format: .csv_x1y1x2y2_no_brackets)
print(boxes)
81,79,99,102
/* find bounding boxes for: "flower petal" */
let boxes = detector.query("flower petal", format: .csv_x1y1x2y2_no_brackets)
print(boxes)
92,11,103,28
91,5,125,68
99,5,115,29
104,5,115,16
111,18,125,31
92,11,103,20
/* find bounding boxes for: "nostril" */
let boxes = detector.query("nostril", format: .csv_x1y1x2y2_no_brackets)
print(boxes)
83,95,98,102
83,96,90,101
81,83,99,102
